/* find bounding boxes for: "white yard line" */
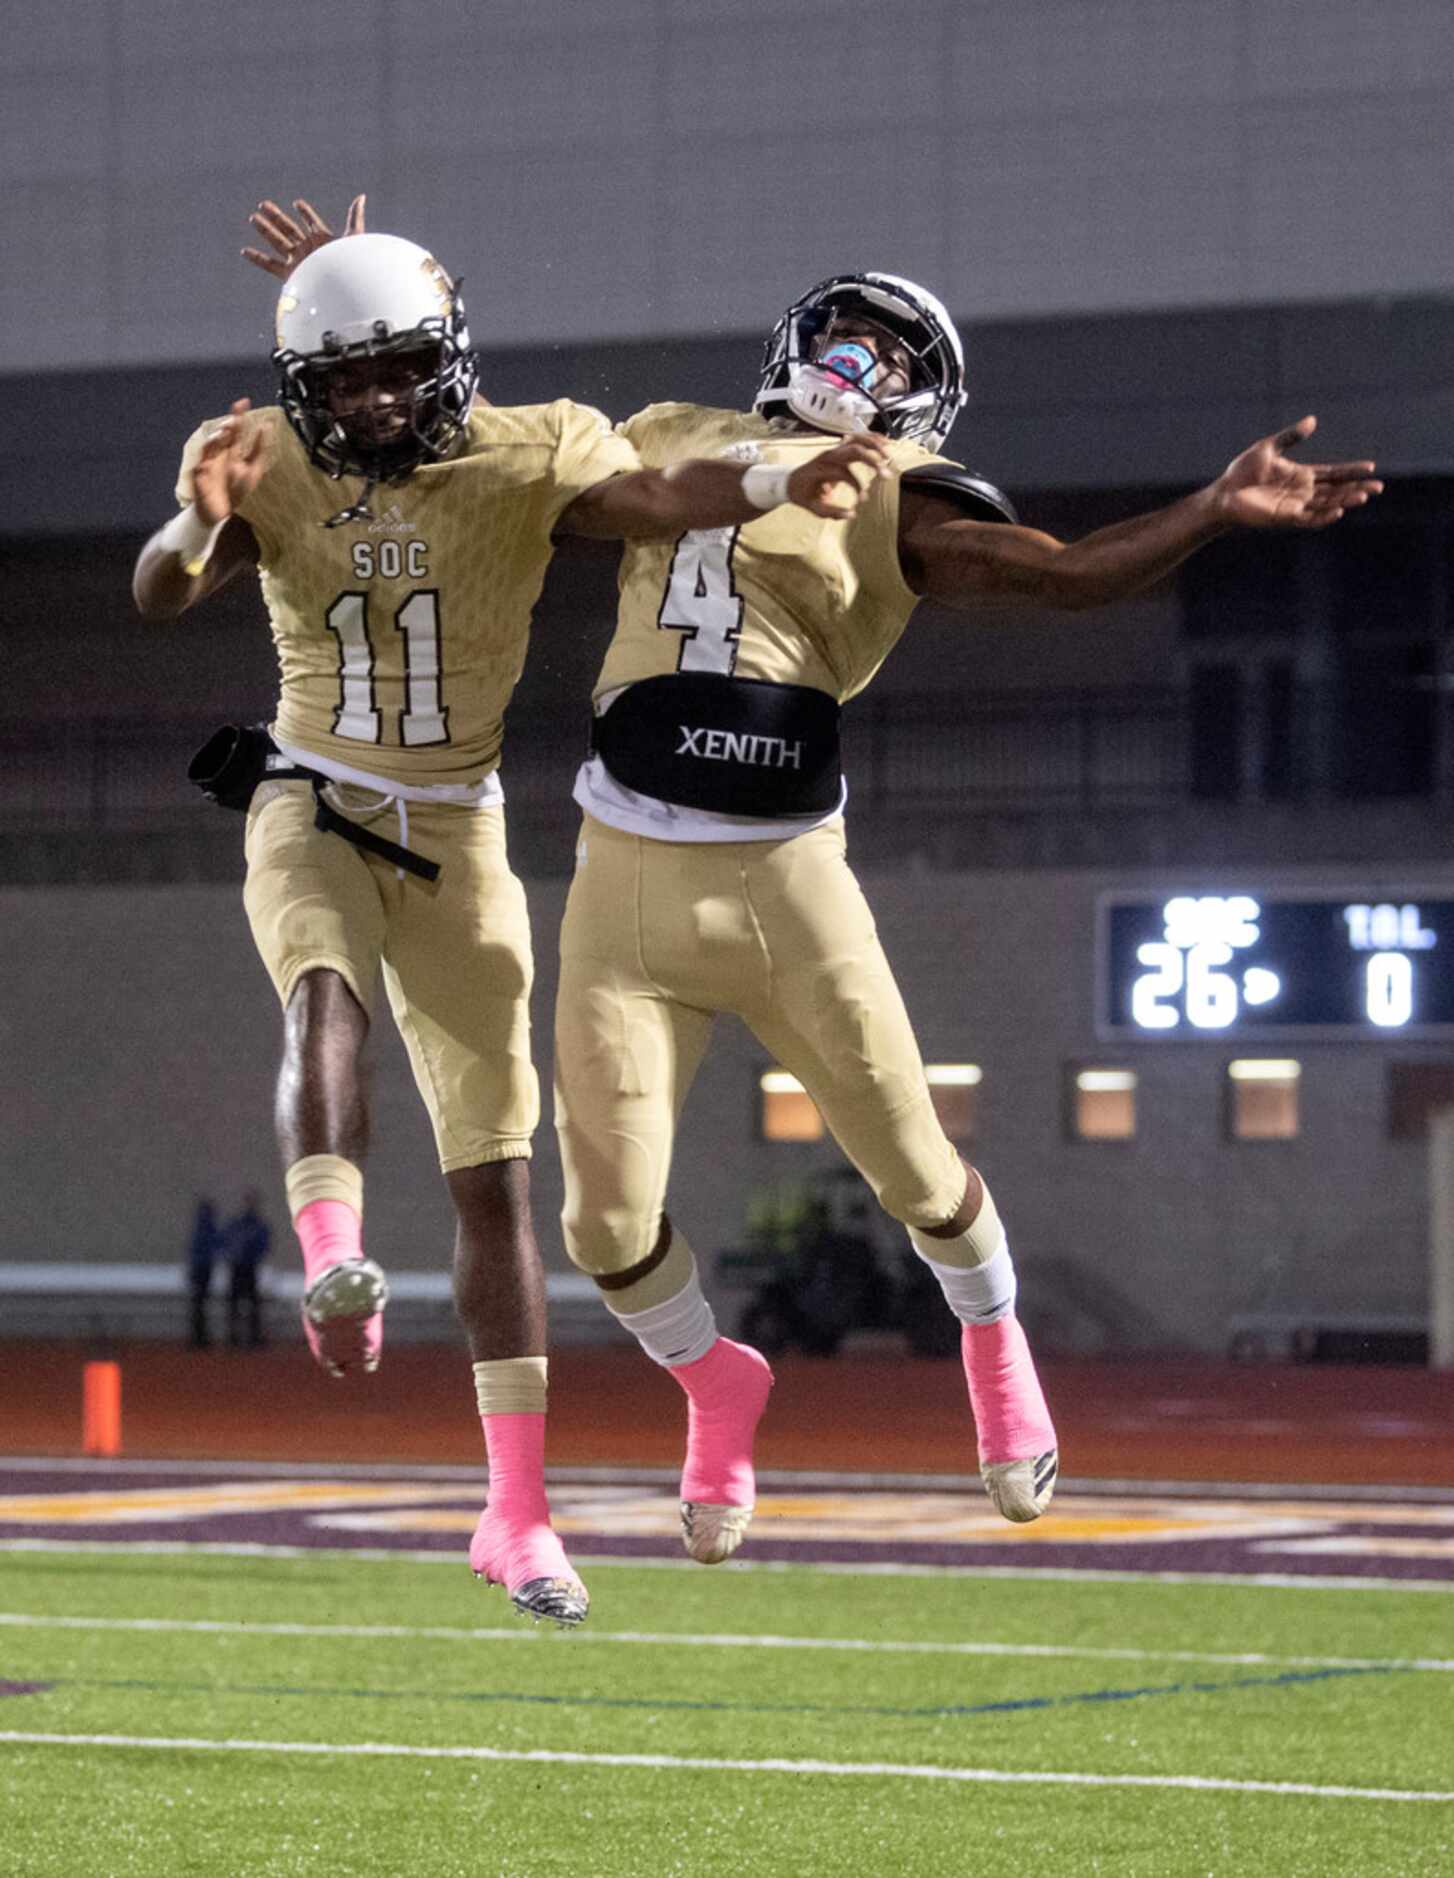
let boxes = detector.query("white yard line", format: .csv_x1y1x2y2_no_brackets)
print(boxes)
0,1608,1450,1674
2,1535,1451,1593
0,1729,1450,1801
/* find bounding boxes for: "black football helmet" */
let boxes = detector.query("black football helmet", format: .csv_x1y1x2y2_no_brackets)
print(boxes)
754,272,967,450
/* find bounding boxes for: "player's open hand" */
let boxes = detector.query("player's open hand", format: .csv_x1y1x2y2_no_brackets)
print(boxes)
1212,416,1382,530
192,400,269,525
242,195,368,279
787,433,893,520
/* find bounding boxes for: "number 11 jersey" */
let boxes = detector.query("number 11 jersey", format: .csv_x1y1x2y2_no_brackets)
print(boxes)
175,399,638,794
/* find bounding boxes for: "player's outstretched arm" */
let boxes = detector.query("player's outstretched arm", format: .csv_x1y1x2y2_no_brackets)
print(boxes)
556,433,893,539
901,416,1382,612
133,400,263,619
241,195,367,279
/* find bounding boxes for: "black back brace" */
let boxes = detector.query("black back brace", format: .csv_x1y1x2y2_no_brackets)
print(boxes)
590,673,842,818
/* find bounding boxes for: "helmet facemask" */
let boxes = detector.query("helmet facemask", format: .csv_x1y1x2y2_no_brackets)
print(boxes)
275,315,475,486
784,317,916,438
271,233,479,513
755,273,966,450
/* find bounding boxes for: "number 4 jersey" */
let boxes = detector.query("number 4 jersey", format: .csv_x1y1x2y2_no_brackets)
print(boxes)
175,399,639,796
577,402,1001,840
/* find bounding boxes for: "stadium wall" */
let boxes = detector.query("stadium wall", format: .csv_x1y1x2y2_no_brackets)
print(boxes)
8,296,1454,541
6,0,1453,373
3,865,1439,1355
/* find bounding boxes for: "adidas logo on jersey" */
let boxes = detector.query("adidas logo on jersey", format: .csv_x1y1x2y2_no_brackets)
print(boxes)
366,504,418,535
719,440,762,464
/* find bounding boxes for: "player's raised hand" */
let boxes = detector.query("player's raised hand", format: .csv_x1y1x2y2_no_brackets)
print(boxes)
191,400,269,525
787,433,893,520
242,194,367,279
1211,416,1382,530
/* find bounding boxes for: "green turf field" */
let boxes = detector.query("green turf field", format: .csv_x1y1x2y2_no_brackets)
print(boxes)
1,1548,1451,1876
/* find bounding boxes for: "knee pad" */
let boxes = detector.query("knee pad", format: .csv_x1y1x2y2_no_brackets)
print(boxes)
565,1216,698,1320
872,1146,969,1236
562,1218,642,1279
562,1202,663,1281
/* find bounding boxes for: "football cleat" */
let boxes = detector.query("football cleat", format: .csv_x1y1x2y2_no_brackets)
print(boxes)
469,1509,589,1629
301,1257,388,1378
981,1449,1058,1524
680,1500,755,1566
489,1575,591,1629
673,1337,774,1565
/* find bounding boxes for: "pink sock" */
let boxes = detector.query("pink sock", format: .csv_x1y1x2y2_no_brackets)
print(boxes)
672,1338,774,1506
294,1199,362,1289
469,1413,579,1591
962,1317,1056,1465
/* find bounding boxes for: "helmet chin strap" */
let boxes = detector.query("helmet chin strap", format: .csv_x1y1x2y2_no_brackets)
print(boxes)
784,365,881,436
323,477,378,529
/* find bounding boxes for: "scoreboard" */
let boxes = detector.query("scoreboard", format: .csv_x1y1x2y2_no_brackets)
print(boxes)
1098,892,1454,1039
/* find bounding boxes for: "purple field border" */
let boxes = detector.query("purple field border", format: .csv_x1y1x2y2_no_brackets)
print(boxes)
2,1463,1451,1584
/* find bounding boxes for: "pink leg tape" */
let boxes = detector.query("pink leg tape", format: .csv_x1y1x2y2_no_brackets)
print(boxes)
294,1199,362,1289
295,1200,381,1375
672,1338,775,1507
962,1316,1056,1465
469,1413,581,1593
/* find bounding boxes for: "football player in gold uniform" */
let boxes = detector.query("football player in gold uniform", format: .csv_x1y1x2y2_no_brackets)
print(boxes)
237,208,1379,1563
553,273,1382,1565
132,229,889,1625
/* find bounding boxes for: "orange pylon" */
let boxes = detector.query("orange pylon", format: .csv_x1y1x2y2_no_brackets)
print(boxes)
82,1361,122,1457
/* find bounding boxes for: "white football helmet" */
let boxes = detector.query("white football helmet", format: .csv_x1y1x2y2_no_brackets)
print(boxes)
754,272,967,450
272,233,477,482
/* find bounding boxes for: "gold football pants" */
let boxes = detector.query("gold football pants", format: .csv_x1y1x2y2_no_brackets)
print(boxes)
244,781,538,1171
554,812,965,1274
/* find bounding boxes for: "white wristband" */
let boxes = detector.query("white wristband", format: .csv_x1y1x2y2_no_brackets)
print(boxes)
741,462,793,512
158,504,226,576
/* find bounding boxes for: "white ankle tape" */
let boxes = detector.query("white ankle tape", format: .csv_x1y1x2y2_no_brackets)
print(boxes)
916,1241,1017,1325
285,1153,364,1222
610,1271,717,1368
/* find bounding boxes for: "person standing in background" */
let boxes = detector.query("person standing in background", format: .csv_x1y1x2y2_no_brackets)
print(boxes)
224,1191,272,1349
185,1198,221,1349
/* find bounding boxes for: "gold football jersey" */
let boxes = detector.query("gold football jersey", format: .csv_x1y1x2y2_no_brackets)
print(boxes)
176,400,638,789
595,403,957,707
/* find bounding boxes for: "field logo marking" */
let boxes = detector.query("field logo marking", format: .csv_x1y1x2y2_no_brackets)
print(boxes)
0,1484,468,1528
309,1490,1402,1549
5,1481,1452,1557
4,1480,1453,1582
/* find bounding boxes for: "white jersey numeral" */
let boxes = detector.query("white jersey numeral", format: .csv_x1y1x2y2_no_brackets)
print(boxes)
324,593,380,742
323,590,449,747
395,590,448,746
658,527,743,675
